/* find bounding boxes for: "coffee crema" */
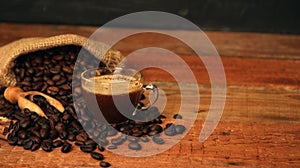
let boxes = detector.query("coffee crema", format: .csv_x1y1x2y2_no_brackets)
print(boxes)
82,74,143,124
82,75,143,95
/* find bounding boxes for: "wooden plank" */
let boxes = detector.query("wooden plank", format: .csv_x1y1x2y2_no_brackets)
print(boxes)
1,23,300,60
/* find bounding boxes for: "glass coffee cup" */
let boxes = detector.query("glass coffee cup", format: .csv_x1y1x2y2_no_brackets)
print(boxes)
81,67,158,124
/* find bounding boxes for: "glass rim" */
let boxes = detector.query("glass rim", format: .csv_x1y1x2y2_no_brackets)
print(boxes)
81,67,143,84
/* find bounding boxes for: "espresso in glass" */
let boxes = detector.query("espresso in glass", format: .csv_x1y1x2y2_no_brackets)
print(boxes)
82,73,143,124
81,67,159,124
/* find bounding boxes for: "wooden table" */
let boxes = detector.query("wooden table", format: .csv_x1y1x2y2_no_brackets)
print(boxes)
0,23,299,167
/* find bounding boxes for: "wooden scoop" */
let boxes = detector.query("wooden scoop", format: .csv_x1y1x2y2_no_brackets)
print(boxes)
4,86,64,118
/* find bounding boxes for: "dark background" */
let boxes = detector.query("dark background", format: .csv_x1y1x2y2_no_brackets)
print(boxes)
0,0,299,34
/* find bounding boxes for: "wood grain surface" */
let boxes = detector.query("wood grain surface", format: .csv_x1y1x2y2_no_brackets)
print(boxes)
0,23,299,167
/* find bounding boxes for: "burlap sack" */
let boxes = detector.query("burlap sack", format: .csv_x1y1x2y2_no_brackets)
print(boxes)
0,34,123,86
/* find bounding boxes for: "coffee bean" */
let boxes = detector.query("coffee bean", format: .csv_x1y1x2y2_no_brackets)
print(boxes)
80,144,96,153
76,132,88,141
164,126,176,136
41,140,52,152
100,161,110,167
111,138,124,145
59,130,68,140
30,135,41,144
98,145,105,152
127,136,139,143
85,139,97,146
56,78,67,85
152,136,165,144
52,74,61,81
52,140,64,148
150,125,163,133
175,125,186,134
49,129,58,139
31,143,40,151
50,67,60,74
173,114,182,119
148,130,158,136
40,128,49,139
62,66,73,74
55,122,65,132
68,133,76,141
107,145,117,150
128,142,142,150
23,139,34,150
75,140,85,146
47,86,59,95
53,55,64,61
140,136,150,142
90,152,104,160
7,134,18,145
20,117,31,129
18,130,27,139
46,79,55,86
141,126,150,134
61,141,72,153
107,129,118,136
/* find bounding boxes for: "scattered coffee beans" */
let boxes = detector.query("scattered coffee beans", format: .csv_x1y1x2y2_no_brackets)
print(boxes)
0,46,187,167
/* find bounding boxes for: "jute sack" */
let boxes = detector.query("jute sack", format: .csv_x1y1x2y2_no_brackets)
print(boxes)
0,34,123,86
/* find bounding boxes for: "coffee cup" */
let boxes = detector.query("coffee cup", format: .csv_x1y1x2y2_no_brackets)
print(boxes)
81,67,158,124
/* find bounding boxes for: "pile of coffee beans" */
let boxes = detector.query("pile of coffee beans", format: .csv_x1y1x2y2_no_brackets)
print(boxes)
0,46,186,167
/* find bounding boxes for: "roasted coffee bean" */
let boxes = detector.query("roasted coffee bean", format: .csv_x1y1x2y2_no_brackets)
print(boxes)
17,138,24,146
158,114,166,119
46,79,55,86
111,138,124,145
52,74,61,81
20,117,31,129
56,78,67,85
173,114,183,119
18,130,27,139
152,136,165,144
41,140,53,152
80,144,96,153
107,129,118,136
23,139,34,150
59,130,68,140
75,140,85,146
164,126,176,136
47,86,59,95
61,84,71,90
68,133,76,141
90,152,104,161
132,131,143,137
107,145,117,150
30,135,41,144
165,123,174,129
49,129,58,139
128,142,142,150
7,134,18,145
150,125,163,133
84,139,97,146
141,126,150,134
31,143,40,151
50,67,60,74
40,128,49,139
100,161,110,167
140,136,150,142
148,130,159,136
62,66,73,74
76,132,88,141
55,122,65,132
53,55,64,61
52,140,64,148
127,136,139,143
98,145,105,152
175,125,186,134
61,141,72,153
